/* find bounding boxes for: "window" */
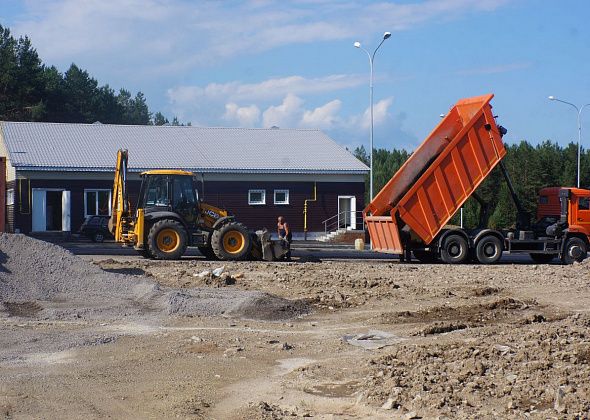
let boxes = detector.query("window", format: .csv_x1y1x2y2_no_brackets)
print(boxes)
274,189,289,205
248,189,266,205
6,189,14,205
172,176,197,208
145,176,169,207
579,197,590,211
84,189,111,216
539,196,549,205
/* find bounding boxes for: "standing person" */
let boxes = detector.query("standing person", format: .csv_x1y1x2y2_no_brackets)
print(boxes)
277,216,292,260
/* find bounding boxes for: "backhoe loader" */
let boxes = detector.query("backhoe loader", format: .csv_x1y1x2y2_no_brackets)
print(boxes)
109,149,286,260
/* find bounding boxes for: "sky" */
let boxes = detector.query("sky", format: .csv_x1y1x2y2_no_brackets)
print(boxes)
2,0,590,152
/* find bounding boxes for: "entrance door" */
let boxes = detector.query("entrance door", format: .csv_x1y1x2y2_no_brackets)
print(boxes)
32,189,71,232
338,196,357,229
32,190,47,231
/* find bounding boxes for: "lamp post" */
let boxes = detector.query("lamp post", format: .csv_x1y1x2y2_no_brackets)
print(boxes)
548,96,590,188
354,32,391,201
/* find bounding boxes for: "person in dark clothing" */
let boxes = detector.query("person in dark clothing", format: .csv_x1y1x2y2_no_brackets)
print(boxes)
277,216,292,260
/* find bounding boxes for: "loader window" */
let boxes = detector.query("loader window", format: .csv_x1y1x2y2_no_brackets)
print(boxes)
145,176,169,207
172,176,196,208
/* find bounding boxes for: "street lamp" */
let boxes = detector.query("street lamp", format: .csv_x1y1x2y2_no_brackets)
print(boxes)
548,95,590,188
354,31,391,201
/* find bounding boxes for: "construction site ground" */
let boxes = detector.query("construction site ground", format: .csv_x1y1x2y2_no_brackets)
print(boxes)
2,237,590,419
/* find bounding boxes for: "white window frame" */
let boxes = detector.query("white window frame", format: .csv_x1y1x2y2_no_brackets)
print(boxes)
6,188,14,205
273,189,289,205
84,189,112,217
248,189,266,205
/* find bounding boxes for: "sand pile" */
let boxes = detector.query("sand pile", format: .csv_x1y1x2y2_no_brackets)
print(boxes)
0,234,309,321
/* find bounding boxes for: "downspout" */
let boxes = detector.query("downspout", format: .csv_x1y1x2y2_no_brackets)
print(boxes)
303,182,317,240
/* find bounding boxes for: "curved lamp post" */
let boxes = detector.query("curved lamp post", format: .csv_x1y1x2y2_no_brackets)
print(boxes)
354,32,391,201
548,95,590,188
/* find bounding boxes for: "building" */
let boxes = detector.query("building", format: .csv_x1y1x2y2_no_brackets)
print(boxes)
0,122,368,239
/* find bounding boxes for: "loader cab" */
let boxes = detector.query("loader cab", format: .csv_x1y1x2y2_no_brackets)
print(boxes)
138,170,200,226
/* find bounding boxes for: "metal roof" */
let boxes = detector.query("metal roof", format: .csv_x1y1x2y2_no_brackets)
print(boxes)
0,122,368,174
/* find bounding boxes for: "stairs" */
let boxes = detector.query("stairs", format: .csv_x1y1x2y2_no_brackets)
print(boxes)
317,228,365,244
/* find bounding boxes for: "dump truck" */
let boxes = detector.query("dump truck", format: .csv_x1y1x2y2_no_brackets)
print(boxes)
109,150,289,261
364,94,590,264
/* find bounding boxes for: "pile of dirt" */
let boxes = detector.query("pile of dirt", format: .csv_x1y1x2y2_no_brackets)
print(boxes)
361,314,590,418
0,234,309,321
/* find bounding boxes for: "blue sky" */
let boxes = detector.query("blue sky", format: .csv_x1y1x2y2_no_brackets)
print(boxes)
2,0,590,152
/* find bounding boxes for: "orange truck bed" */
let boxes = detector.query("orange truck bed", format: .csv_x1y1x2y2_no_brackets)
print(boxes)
364,94,507,253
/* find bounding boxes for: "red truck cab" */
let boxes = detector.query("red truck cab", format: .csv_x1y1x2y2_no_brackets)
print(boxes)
538,187,590,238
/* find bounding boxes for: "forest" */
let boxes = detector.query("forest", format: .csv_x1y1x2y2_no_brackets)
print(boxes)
0,24,178,126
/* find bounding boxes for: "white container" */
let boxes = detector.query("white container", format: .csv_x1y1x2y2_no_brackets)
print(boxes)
354,238,365,251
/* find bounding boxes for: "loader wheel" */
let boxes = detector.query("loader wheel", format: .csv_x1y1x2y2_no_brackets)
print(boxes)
198,246,218,260
562,237,587,264
147,219,187,260
211,222,252,261
475,235,503,264
440,234,468,264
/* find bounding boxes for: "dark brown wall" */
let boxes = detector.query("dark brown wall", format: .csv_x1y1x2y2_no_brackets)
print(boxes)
11,176,364,235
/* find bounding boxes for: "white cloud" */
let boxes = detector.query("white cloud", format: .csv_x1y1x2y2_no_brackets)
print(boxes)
361,97,394,129
12,0,513,78
301,100,342,129
224,103,261,127
262,94,305,128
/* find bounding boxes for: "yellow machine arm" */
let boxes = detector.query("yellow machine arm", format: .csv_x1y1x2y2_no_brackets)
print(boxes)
109,149,130,242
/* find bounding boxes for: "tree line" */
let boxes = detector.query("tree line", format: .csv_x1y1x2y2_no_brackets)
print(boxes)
0,24,183,126
354,140,589,229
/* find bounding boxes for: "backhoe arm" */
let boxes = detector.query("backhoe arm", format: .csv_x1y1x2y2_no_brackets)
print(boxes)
109,149,130,241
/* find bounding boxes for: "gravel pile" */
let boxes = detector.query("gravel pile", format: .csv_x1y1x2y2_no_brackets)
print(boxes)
0,234,309,321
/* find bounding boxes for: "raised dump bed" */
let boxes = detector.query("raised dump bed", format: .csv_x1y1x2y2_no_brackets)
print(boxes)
364,94,507,253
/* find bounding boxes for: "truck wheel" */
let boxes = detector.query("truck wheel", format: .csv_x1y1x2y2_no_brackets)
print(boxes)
440,234,468,264
147,219,187,260
198,246,218,260
475,235,503,264
413,250,437,263
562,237,587,264
211,222,252,261
529,254,555,264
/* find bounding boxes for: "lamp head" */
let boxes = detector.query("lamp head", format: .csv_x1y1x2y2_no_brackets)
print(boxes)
354,41,361,48
548,96,555,100
383,32,391,40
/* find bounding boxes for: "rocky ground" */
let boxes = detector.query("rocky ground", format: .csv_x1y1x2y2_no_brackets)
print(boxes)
1,236,590,419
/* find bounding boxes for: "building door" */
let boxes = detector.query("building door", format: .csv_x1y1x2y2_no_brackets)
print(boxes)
32,189,71,232
338,196,357,230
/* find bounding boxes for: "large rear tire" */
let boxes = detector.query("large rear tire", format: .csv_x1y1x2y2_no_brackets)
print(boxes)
475,235,503,264
440,234,469,264
147,219,187,260
211,222,252,261
562,237,587,264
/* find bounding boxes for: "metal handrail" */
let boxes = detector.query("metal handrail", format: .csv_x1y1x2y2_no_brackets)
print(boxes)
322,210,365,235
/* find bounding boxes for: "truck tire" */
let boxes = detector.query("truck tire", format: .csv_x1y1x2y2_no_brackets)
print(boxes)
413,250,437,263
147,219,187,260
211,222,252,261
475,235,503,264
562,237,587,264
440,234,469,264
529,254,555,264
198,246,218,260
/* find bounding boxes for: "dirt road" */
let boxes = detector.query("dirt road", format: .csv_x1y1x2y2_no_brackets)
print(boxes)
2,245,589,419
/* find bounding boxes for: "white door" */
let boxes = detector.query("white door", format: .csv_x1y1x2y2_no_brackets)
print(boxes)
62,191,71,232
32,190,47,231
338,196,357,229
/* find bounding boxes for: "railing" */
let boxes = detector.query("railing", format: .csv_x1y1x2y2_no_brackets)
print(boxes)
322,211,365,235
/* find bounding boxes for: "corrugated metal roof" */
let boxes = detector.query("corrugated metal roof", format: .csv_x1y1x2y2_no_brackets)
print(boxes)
0,122,368,174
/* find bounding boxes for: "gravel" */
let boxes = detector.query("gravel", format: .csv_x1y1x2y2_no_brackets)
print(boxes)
0,234,309,321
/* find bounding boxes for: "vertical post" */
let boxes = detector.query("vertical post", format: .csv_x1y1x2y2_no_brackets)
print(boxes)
0,157,5,232
369,58,374,202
